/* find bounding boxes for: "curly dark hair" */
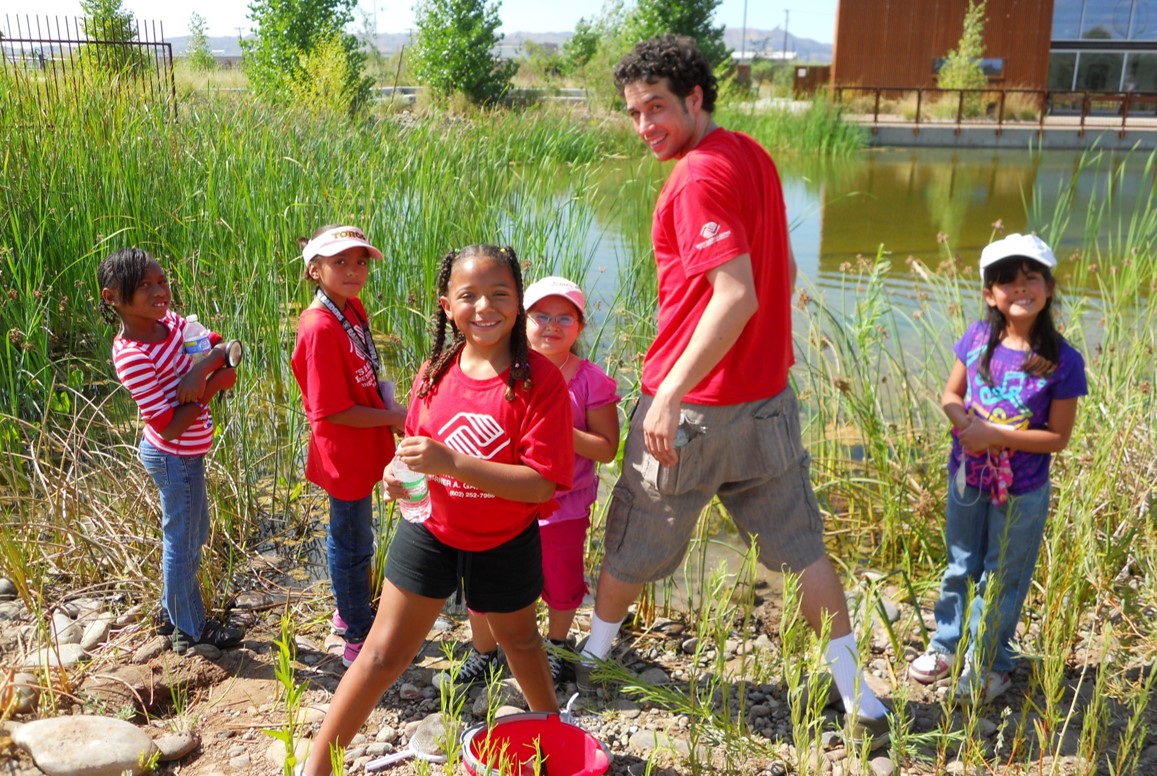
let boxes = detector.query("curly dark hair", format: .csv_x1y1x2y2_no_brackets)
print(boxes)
613,35,717,114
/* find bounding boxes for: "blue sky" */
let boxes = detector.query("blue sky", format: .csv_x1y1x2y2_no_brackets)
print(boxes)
14,0,839,42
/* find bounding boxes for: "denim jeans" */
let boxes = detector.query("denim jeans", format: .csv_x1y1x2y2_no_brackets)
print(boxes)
138,438,209,639
328,494,375,642
929,480,1051,674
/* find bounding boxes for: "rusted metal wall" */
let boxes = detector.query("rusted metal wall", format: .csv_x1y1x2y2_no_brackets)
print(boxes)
833,0,1055,89
794,65,832,97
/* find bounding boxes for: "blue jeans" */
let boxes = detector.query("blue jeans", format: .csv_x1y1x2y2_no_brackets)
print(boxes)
929,481,1051,675
328,494,375,642
138,439,209,639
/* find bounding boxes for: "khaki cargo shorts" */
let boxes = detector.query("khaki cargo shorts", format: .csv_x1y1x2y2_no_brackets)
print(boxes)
601,386,827,584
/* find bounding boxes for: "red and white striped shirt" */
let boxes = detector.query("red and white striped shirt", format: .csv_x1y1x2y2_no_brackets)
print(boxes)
112,310,216,456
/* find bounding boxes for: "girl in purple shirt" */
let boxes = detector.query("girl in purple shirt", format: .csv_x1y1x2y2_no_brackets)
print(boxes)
909,234,1087,705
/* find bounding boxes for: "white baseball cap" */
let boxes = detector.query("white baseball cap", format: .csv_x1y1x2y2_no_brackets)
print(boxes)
523,276,585,318
302,226,383,263
979,233,1057,273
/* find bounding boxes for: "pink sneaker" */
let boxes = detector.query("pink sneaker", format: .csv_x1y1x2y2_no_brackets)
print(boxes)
342,639,363,667
331,610,348,636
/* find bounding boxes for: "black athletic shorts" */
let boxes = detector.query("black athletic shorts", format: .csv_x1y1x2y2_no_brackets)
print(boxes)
384,517,544,614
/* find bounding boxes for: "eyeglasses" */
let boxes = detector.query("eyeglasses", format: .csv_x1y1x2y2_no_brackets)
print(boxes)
528,311,578,328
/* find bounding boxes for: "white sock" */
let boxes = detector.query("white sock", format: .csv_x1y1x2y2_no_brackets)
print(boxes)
583,612,622,660
825,633,887,719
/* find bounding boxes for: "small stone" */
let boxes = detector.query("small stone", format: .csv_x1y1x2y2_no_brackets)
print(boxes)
375,725,398,743
132,636,168,664
869,756,895,776
154,730,199,761
2,672,39,714
295,705,327,725
398,682,423,700
637,667,670,685
188,643,222,660
80,619,111,651
976,717,997,737
24,643,87,669
0,577,17,600
234,591,276,609
681,637,698,654
51,612,82,645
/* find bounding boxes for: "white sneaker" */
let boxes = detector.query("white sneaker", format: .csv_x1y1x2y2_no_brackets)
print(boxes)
955,669,1012,705
909,648,956,684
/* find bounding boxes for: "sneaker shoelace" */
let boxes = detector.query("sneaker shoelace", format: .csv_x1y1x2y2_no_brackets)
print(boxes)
546,650,565,683
457,649,495,683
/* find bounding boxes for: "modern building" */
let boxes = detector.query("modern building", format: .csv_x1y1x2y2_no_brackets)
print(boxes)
833,0,1157,92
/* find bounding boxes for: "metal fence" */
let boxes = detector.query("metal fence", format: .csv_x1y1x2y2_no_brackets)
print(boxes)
1,14,175,115
832,85,1157,139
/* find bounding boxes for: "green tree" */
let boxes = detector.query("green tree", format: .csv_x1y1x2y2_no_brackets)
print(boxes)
243,0,372,110
625,0,730,68
411,0,517,104
937,0,987,92
185,12,217,73
78,0,148,76
561,17,600,75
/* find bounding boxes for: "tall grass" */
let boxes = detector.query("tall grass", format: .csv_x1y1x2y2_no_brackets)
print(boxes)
1,79,1154,773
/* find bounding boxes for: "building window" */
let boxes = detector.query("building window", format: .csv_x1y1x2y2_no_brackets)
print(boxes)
1076,51,1126,89
1125,52,1157,89
932,57,1005,78
1053,0,1085,40
1081,2,1133,40
1049,52,1079,90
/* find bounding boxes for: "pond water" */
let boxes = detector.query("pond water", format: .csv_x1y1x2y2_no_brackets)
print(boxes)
581,145,1152,321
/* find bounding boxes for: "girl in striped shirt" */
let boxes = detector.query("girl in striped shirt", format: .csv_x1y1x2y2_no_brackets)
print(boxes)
98,247,245,654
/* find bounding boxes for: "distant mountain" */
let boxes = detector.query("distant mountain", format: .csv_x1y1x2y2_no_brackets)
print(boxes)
172,28,832,64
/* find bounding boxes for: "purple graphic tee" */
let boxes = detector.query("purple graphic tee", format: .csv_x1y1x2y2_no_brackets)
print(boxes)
948,321,1087,496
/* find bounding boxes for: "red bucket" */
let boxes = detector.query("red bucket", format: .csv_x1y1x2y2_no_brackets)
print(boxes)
460,712,611,776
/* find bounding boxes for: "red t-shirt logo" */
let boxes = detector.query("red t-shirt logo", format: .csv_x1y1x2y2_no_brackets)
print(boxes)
700,222,719,238
438,413,512,460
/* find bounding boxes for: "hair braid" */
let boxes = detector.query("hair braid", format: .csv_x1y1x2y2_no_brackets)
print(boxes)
498,245,532,401
417,250,465,399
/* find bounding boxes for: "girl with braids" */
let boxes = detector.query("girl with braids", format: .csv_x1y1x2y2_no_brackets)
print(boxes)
910,234,1086,705
433,275,621,692
300,244,574,776
97,248,245,653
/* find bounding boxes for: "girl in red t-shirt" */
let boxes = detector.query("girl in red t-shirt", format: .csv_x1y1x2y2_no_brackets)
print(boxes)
299,245,574,776
290,225,406,668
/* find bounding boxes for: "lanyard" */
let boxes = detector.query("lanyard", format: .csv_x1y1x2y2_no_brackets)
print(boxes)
315,289,380,376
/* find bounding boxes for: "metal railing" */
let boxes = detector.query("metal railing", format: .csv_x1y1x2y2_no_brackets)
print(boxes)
1,14,176,117
831,85,1157,138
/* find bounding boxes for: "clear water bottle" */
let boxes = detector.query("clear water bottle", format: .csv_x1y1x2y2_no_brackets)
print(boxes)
183,315,212,363
392,457,431,523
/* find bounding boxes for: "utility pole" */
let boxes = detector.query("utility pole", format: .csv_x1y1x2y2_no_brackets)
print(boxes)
740,0,748,64
782,10,789,61
236,26,244,51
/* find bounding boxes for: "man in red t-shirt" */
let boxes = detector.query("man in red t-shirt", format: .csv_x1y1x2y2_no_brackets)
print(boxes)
577,35,891,750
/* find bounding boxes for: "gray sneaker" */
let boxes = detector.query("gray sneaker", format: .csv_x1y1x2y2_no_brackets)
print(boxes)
844,713,891,751
572,636,601,696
